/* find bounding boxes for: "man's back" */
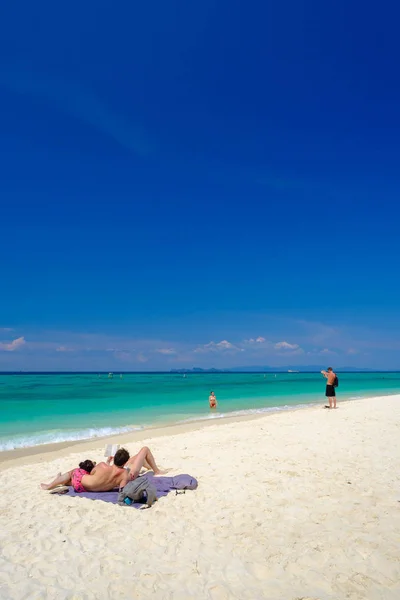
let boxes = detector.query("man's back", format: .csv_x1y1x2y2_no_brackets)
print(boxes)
327,371,336,385
82,462,125,492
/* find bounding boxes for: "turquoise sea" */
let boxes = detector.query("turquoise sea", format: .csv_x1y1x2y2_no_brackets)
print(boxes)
1,372,399,451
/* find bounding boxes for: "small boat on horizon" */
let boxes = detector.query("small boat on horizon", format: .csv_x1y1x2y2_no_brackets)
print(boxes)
108,372,113,379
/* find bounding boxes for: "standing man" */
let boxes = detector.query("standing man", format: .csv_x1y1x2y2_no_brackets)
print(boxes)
321,367,337,409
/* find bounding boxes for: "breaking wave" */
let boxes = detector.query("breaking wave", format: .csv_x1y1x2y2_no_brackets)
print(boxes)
0,425,143,452
178,402,314,424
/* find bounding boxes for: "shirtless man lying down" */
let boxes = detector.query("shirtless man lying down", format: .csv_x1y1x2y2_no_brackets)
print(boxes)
41,446,167,493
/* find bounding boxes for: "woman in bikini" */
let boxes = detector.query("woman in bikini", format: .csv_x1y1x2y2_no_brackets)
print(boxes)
209,391,217,409
40,459,96,493
41,446,168,493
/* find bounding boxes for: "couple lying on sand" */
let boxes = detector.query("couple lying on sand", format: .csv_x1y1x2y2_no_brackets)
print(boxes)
41,446,168,493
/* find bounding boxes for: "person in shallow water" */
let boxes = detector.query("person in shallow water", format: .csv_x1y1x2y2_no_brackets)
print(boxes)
40,447,169,492
209,391,217,409
321,367,337,409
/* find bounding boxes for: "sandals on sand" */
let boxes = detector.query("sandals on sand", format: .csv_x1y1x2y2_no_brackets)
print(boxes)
49,485,69,494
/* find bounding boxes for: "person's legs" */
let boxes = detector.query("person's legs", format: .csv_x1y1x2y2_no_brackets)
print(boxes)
333,393,337,409
126,451,151,471
126,446,167,478
325,389,333,408
41,470,73,490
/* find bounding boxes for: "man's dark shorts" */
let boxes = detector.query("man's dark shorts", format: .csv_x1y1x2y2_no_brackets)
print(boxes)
326,384,336,397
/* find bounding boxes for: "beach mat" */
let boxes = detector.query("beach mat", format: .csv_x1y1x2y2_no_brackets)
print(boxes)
64,473,198,509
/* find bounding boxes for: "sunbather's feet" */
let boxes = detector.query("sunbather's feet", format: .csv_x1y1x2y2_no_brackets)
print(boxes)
40,483,51,490
153,468,171,476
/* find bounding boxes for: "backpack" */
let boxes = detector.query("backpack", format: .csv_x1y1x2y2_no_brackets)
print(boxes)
333,375,339,388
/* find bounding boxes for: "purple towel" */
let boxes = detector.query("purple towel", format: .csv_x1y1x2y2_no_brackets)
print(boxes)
65,473,198,509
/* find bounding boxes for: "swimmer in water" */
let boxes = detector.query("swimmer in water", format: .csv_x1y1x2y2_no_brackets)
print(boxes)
209,391,217,409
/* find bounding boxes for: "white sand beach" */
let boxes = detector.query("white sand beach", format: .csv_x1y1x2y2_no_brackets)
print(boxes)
1,395,399,600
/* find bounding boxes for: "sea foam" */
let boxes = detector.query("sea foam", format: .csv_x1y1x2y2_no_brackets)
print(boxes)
0,425,143,452
178,402,313,424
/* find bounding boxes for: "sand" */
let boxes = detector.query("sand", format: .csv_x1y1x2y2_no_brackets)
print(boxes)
0,395,399,600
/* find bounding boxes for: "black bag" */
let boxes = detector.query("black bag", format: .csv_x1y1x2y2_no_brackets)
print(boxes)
333,375,339,388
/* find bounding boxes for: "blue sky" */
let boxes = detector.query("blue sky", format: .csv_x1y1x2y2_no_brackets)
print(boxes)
1,1,400,371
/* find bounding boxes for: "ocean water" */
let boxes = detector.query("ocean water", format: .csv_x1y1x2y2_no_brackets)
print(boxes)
0,372,399,451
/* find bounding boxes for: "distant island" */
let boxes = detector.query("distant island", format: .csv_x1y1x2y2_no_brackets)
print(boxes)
170,365,375,374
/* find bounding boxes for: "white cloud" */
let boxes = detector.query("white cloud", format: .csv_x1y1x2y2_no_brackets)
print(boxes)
194,340,242,353
274,341,299,351
156,348,176,355
246,336,266,344
56,346,74,352
347,348,358,355
273,341,304,356
0,336,26,352
320,348,335,355
0,327,14,332
216,340,236,350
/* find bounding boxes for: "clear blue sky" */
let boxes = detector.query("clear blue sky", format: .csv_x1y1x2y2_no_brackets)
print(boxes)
1,0,400,370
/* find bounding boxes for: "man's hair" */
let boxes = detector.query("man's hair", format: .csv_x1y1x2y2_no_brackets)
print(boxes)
327,367,333,372
114,448,130,467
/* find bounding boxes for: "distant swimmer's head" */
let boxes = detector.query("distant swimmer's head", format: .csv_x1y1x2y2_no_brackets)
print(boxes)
114,448,130,467
327,367,333,372
79,459,96,473
210,391,215,395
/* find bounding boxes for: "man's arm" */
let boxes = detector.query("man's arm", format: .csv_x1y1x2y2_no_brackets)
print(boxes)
118,470,130,490
321,370,328,378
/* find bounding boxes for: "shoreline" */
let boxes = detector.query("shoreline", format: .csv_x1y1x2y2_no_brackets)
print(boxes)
1,393,399,598
2,392,397,471
0,402,312,470
2,371,399,458
0,392,400,471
